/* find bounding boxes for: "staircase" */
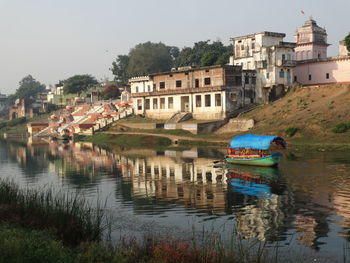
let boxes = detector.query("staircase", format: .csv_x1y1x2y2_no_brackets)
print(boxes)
166,112,192,123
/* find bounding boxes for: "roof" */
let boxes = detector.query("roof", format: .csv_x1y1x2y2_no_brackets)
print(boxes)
228,134,286,150
230,31,286,41
149,65,241,77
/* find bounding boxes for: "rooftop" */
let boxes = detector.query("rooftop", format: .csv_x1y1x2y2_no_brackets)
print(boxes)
230,31,286,41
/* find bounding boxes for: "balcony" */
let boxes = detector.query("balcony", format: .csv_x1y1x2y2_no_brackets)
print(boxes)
276,59,297,67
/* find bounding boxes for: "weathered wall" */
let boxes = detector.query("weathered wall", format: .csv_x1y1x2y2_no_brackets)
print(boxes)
294,58,350,85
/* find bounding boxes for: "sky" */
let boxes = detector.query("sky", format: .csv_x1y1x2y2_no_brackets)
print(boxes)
0,0,349,95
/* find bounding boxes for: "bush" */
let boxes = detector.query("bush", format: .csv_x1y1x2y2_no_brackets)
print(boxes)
285,127,298,137
0,117,27,130
332,123,350,133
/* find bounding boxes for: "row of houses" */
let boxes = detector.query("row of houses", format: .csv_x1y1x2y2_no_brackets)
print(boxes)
129,18,350,121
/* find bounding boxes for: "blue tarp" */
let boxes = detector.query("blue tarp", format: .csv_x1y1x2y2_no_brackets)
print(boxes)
228,134,285,150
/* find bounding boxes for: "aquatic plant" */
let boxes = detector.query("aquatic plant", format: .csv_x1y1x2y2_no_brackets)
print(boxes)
0,180,106,246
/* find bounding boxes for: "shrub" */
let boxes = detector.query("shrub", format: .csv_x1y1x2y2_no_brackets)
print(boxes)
332,123,350,133
285,127,298,137
0,117,27,130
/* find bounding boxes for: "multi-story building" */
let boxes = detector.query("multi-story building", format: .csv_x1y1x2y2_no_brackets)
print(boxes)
130,65,250,120
230,32,296,103
294,18,329,61
293,19,350,86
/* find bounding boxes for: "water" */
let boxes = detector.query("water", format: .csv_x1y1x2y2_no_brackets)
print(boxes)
1,138,350,262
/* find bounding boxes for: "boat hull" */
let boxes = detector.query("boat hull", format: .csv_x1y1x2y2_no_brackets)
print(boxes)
225,152,282,167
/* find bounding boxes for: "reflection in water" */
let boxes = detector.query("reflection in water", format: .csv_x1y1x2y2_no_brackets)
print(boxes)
2,138,350,261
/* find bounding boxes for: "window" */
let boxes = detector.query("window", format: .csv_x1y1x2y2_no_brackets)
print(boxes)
309,74,312,81
205,69,210,72
215,94,221,106
282,54,286,61
195,95,201,107
159,82,165,89
279,69,285,78
153,84,156,90
168,97,173,109
137,99,142,110
153,98,158,109
326,73,330,79
176,80,182,88
241,45,244,50
147,85,151,92
160,98,165,109
266,73,270,79
235,76,242,85
145,99,150,110
195,79,199,88
205,94,211,107
245,75,250,84
251,42,255,49
231,93,237,102
204,78,211,85
169,74,173,77
252,76,256,84
135,86,139,93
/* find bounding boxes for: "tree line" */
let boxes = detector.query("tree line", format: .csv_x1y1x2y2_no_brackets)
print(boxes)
110,40,232,85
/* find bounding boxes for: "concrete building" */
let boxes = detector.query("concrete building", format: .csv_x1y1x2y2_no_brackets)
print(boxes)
130,65,249,120
293,19,350,86
230,32,296,103
294,19,329,61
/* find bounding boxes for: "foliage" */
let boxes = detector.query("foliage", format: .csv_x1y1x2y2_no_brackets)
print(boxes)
14,75,45,101
63,75,98,95
0,225,73,263
110,40,232,83
285,127,298,137
0,180,106,246
332,123,350,133
0,117,27,130
175,40,231,67
110,55,129,85
101,85,121,100
345,32,350,52
127,42,173,77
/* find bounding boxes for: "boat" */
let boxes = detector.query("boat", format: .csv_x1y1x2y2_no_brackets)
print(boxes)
225,134,286,167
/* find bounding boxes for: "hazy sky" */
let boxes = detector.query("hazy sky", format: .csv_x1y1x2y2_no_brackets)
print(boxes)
0,0,349,94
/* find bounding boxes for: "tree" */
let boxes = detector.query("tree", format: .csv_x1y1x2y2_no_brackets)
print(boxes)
101,85,121,100
110,55,129,85
127,42,173,77
63,75,98,95
345,33,350,52
200,50,220,66
14,75,45,101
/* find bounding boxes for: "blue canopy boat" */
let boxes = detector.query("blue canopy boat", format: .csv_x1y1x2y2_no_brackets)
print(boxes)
225,134,286,167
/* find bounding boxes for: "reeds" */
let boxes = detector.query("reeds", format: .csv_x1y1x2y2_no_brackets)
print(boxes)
0,180,106,246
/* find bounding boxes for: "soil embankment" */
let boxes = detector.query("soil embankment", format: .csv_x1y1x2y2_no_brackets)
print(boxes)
216,84,350,146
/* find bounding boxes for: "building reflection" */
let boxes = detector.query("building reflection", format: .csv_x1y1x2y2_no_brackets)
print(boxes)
5,139,350,250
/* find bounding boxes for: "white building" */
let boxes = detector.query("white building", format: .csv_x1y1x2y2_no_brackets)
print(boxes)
129,65,249,120
230,31,296,103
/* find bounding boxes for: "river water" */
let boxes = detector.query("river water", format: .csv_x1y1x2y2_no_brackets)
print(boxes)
1,138,350,262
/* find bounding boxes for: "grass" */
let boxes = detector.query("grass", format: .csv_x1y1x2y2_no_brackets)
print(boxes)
0,179,106,246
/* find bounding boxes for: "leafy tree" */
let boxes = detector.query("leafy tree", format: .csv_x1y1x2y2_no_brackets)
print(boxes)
127,42,173,77
110,55,129,85
345,33,350,52
175,40,231,67
63,75,98,95
14,75,45,101
215,51,231,65
101,85,121,100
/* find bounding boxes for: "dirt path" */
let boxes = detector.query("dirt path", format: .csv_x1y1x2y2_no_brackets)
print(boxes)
103,131,228,144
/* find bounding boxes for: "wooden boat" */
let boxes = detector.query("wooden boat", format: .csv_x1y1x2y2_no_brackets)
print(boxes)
225,134,286,167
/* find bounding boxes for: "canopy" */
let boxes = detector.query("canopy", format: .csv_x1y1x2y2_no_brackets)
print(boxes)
228,134,286,150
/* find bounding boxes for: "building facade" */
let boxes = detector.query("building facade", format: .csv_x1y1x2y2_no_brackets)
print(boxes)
130,65,247,120
294,19,350,86
230,31,296,103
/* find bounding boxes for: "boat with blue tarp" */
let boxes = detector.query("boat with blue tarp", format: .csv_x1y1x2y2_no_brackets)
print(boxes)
225,134,286,167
